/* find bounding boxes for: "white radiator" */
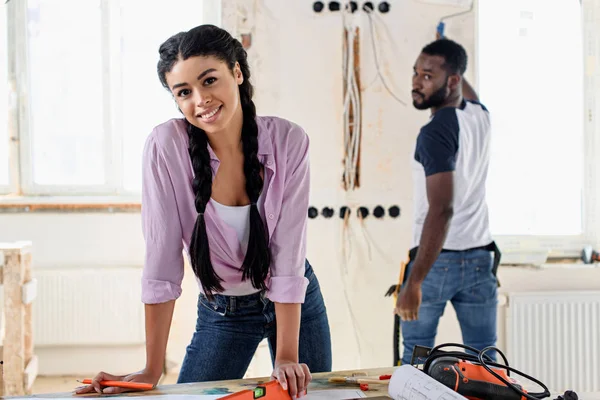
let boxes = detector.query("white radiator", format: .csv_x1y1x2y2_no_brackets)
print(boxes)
506,291,600,394
32,267,145,346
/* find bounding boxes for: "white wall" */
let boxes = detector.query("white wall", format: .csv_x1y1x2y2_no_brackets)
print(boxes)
1,0,600,381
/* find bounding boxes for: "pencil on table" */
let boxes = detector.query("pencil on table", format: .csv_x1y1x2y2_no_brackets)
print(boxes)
328,375,391,385
78,379,154,390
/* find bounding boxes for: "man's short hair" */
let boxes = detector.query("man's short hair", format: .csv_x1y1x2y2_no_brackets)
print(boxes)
421,38,468,76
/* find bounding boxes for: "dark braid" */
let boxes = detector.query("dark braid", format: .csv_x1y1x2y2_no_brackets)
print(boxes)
237,45,270,289
187,122,224,294
157,25,270,297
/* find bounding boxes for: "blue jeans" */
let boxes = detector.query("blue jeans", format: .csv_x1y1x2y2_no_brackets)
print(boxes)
400,249,498,365
177,260,332,383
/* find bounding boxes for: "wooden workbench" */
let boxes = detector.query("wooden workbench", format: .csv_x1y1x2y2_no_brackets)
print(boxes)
12,368,397,399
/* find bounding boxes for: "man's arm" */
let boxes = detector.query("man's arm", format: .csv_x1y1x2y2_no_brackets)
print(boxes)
461,77,479,103
436,31,479,103
396,107,458,321
405,171,454,287
396,171,454,321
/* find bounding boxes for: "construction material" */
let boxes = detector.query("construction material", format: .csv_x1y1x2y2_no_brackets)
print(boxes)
0,241,38,396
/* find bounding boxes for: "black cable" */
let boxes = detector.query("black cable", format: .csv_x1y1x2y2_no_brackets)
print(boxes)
392,314,400,366
478,346,551,400
423,342,499,371
423,343,552,400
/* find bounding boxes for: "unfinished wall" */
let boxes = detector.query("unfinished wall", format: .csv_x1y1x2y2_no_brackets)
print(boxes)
1,0,600,381
220,0,477,371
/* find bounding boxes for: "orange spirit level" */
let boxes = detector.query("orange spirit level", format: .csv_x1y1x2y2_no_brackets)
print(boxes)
220,380,292,400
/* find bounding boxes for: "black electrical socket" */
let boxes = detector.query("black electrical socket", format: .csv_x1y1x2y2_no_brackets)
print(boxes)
388,205,400,218
339,206,350,219
328,1,340,11
313,1,325,12
373,205,385,218
322,207,334,218
363,1,374,12
308,206,319,219
378,1,390,13
346,1,358,13
358,206,369,219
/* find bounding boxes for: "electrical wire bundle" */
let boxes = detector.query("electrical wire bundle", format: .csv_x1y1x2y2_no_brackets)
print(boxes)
341,6,362,191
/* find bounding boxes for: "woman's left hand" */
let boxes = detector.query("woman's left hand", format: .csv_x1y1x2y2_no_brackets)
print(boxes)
272,359,312,398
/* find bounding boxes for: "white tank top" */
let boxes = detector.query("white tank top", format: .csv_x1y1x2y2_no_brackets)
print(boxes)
209,198,262,296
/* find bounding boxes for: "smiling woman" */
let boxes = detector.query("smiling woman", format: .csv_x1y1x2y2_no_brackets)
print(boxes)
168,60,242,135
75,24,332,399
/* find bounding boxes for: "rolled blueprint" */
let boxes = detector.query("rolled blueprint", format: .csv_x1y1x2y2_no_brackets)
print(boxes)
388,365,467,400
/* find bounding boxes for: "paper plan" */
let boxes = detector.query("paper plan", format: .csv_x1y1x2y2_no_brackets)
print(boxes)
388,365,467,400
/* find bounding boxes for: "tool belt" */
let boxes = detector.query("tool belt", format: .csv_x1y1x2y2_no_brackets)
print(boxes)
388,241,503,366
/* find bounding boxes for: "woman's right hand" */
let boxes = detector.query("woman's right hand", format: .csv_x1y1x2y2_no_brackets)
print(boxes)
74,369,160,395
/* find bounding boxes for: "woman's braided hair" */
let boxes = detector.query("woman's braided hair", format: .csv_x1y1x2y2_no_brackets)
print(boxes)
157,25,270,297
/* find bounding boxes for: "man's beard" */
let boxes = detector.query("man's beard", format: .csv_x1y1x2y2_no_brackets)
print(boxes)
412,82,448,110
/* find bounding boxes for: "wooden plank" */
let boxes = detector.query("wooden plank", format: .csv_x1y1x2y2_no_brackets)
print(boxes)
23,355,38,392
0,241,31,252
23,251,34,380
0,358,4,397
21,278,37,305
7,367,397,398
0,250,4,284
3,249,26,396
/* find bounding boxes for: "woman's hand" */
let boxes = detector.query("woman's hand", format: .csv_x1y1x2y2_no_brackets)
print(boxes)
272,360,311,398
74,369,160,395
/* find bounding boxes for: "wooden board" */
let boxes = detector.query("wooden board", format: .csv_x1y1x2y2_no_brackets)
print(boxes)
10,367,397,399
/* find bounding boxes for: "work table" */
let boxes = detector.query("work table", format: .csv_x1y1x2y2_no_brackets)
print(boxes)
9,367,396,399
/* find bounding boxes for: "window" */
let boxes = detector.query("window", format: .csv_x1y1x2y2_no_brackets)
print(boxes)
120,0,208,192
478,0,590,254
0,3,8,188
2,0,215,196
26,0,105,187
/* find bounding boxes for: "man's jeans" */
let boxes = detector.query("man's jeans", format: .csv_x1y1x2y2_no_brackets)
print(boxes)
400,249,498,365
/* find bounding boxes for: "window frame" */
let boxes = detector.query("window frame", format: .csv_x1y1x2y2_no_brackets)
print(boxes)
2,0,222,199
0,2,11,194
474,0,600,260
3,0,25,196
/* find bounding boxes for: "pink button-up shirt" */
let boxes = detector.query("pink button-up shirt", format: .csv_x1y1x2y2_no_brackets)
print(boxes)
140,116,310,305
